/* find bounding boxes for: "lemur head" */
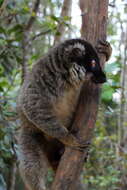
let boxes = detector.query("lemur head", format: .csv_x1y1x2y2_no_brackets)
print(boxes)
63,39,106,84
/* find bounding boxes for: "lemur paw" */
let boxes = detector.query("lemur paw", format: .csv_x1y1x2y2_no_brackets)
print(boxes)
69,63,86,85
96,40,112,61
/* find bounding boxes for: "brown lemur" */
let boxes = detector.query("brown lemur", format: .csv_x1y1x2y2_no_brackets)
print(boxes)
17,38,112,190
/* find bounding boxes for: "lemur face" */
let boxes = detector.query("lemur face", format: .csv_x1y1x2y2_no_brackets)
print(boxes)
65,39,106,84
89,59,106,84
82,42,106,84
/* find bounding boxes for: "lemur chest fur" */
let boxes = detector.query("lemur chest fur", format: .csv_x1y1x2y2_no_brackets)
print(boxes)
53,84,83,127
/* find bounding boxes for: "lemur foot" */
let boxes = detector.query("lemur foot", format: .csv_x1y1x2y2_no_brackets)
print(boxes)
96,40,112,61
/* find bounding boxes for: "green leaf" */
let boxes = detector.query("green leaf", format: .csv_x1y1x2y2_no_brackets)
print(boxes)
105,62,120,73
7,24,23,34
63,16,71,21
0,0,4,7
0,39,7,46
21,6,30,14
101,83,114,102
50,15,59,22
0,26,6,34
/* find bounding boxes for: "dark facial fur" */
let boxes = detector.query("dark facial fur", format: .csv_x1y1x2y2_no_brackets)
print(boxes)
61,38,106,84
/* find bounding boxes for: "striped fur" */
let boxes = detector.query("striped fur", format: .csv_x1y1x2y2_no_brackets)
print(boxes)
17,38,102,190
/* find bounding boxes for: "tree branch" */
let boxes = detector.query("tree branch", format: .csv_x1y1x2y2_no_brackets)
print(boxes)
51,0,109,189
31,29,52,41
25,0,40,31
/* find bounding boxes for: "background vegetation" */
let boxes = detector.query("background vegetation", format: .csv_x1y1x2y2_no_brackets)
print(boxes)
0,0,127,189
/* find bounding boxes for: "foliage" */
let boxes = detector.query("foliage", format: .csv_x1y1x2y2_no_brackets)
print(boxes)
82,110,121,190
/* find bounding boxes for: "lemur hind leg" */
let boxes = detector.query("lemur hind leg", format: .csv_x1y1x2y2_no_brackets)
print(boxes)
18,131,50,190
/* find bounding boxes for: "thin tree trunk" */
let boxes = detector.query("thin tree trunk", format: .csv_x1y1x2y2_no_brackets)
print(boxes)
122,24,127,142
21,0,40,82
0,0,8,16
51,0,109,190
54,0,72,44
7,162,17,190
118,21,127,190
117,18,124,149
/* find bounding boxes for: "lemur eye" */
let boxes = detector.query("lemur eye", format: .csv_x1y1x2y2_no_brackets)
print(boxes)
91,60,96,67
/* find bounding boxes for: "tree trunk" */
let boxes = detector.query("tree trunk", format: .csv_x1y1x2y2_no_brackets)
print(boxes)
7,162,17,190
118,20,127,190
0,0,8,16
21,0,40,82
51,0,109,190
54,0,72,44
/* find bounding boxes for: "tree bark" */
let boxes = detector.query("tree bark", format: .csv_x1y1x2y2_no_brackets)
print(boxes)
7,162,17,190
51,0,109,190
21,0,40,82
54,0,72,44
0,0,8,16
